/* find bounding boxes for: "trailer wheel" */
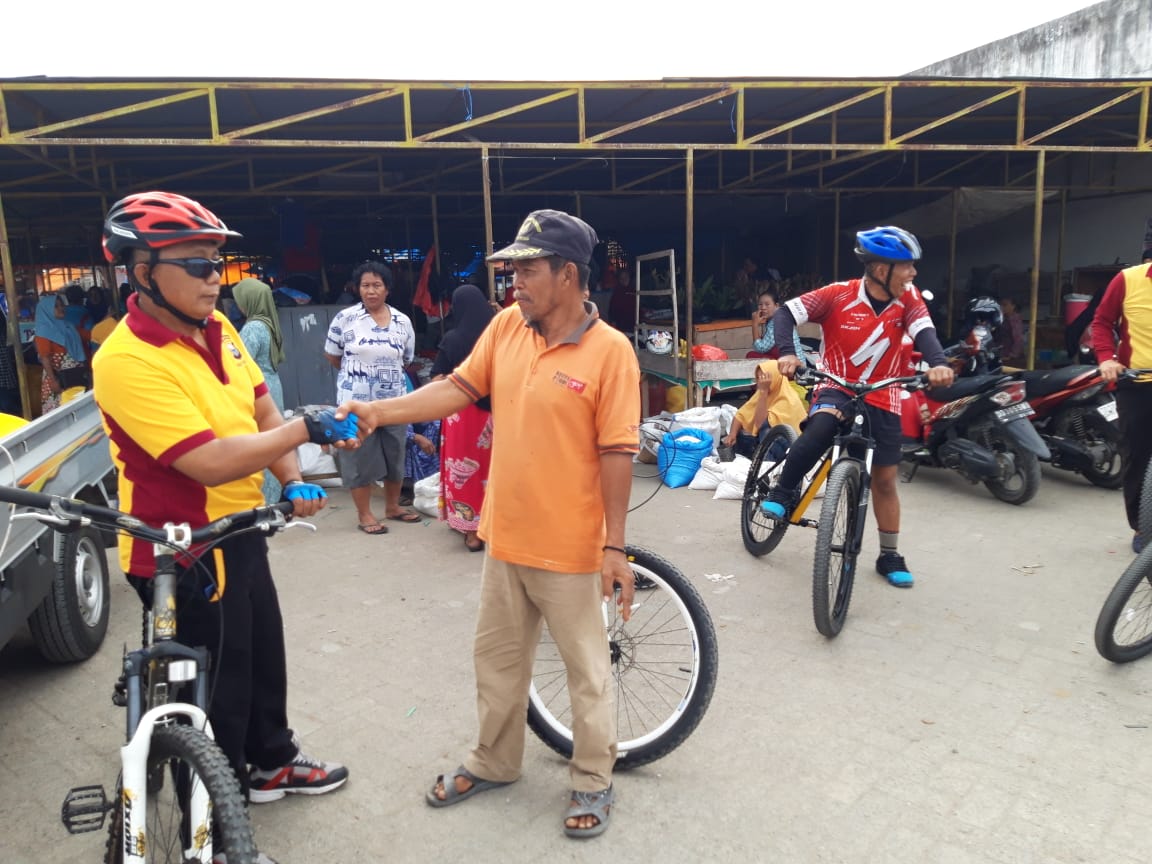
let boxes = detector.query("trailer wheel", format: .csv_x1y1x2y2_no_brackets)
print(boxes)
28,527,110,663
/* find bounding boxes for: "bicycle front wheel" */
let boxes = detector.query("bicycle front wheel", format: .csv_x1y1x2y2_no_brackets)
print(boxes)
1095,545,1152,663
527,546,718,769
812,460,864,638
104,724,256,864
1138,458,1152,551
741,424,798,557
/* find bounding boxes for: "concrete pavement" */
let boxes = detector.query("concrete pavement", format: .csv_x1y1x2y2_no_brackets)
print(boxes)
2,463,1150,864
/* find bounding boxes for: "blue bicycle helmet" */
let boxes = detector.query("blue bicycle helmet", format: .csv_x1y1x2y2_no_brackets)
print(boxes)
854,226,922,263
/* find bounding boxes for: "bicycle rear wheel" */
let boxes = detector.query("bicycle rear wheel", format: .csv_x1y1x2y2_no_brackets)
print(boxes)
812,460,863,638
527,546,718,769
741,424,798,557
104,724,256,864
1094,545,1152,663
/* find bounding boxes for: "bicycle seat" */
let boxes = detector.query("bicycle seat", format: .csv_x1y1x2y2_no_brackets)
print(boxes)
926,374,1010,401
1014,365,1098,398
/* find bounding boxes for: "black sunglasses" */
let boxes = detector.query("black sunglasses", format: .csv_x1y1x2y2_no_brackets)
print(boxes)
153,257,226,279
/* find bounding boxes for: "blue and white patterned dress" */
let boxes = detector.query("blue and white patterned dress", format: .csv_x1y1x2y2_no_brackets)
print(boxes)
324,303,415,403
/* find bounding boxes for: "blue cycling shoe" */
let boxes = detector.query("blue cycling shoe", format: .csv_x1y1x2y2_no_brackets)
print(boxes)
876,552,914,588
760,486,797,521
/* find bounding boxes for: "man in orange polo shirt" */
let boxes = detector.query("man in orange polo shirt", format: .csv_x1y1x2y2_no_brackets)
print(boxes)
337,209,640,839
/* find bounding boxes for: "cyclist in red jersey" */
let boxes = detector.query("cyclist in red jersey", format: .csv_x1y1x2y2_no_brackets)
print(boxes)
761,226,955,587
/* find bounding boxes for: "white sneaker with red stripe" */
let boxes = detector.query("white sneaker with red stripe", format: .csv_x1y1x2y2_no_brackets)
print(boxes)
248,742,349,804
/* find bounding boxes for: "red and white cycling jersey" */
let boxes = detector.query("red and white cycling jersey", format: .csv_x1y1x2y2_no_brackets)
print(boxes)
785,278,935,414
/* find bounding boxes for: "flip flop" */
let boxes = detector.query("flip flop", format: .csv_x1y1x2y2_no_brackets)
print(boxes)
563,785,613,839
386,510,422,523
425,766,511,808
357,522,389,535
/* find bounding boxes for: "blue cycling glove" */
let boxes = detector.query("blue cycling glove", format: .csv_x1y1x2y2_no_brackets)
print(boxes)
302,407,358,444
282,480,327,503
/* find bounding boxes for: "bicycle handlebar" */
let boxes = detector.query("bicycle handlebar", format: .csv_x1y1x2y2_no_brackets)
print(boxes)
0,485,295,549
794,366,927,394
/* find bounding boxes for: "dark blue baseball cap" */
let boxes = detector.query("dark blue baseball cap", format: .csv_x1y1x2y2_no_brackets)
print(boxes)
487,209,598,265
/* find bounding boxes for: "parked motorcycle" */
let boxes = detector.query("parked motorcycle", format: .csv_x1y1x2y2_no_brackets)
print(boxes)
949,301,1121,489
1012,365,1121,488
900,328,1050,505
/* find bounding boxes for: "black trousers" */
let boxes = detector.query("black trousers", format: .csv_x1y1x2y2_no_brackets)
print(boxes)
1116,385,1152,532
129,533,296,792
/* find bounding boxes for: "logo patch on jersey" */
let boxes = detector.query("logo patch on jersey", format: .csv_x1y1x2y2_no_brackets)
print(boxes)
224,338,242,360
849,323,892,381
552,371,587,394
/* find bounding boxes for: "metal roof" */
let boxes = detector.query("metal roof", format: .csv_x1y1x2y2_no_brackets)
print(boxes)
1,76,1149,263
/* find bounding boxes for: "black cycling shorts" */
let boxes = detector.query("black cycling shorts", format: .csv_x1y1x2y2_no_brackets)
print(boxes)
806,388,903,467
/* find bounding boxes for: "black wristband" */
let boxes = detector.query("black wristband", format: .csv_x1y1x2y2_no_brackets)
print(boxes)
301,408,332,444
602,545,628,555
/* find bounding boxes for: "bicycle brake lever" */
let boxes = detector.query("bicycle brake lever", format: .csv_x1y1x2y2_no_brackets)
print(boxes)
283,519,318,534
10,511,88,529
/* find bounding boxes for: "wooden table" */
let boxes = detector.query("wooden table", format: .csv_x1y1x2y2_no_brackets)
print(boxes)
637,351,760,413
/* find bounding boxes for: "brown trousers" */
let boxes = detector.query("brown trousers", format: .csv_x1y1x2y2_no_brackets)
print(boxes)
462,556,617,792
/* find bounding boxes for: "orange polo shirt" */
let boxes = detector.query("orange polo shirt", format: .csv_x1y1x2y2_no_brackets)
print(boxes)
451,305,640,573
92,295,269,577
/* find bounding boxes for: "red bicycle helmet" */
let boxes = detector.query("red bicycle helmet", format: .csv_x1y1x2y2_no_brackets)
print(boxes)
102,191,242,263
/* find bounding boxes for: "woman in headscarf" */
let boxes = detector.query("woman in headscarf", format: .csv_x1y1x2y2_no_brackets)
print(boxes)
35,292,91,415
721,359,807,458
234,278,286,503
431,284,495,552
233,278,285,411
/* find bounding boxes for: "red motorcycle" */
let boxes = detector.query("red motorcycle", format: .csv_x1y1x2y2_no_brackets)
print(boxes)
898,323,1049,505
941,308,1121,489
1011,365,1121,488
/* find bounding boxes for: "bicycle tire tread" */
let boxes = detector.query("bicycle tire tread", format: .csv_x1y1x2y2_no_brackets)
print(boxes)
103,724,257,864
812,460,862,638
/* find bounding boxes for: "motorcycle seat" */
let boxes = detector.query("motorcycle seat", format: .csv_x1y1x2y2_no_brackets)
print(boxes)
1014,365,1098,398
927,374,1010,401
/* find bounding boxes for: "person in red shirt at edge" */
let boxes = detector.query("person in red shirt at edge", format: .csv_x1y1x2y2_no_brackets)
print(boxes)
761,226,955,587
1091,238,1152,554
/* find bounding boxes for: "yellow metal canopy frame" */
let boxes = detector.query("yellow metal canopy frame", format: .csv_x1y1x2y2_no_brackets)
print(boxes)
0,76,1149,409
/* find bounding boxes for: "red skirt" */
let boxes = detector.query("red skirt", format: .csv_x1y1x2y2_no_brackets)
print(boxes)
439,403,492,532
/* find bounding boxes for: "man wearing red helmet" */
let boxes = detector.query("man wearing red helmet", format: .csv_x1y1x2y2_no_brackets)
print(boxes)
94,192,356,858
763,226,954,588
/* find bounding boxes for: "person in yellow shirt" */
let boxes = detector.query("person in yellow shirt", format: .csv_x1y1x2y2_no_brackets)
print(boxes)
95,191,357,862
721,359,807,458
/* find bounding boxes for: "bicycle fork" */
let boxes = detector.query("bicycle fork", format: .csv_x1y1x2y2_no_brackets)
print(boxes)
61,642,216,861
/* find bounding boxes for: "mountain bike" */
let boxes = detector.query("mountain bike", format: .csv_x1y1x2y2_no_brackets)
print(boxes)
740,367,928,638
527,545,718,768
0,486,308,864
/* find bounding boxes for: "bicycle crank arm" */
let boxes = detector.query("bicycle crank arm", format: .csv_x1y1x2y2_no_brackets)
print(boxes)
61,784,112,833
796,517,819,529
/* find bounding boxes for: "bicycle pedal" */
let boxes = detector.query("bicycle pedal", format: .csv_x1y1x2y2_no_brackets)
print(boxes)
797,518,819,528
111,675,127,708
61,784,112,834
